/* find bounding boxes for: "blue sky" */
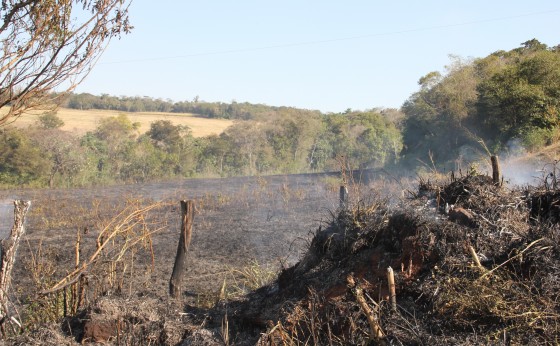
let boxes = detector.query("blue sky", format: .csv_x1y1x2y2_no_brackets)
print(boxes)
75,1,560,113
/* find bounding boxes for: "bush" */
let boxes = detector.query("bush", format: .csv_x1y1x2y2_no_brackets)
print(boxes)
37,112,64,129
521,127,555,151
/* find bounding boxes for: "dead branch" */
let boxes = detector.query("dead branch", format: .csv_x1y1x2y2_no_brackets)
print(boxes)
41,201,163,295
0,0,132,126
387,267,397,311
468,245,486,273
478,238,545,280
347,274,385,342
0,200,31,322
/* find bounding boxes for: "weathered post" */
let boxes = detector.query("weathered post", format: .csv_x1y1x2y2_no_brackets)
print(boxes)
0,200,31,324
339,185,348,209
491,155,501,187
387,267,397,312
169,200,194,298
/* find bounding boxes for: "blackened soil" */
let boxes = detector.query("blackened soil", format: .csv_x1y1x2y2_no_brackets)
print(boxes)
3,174,341,303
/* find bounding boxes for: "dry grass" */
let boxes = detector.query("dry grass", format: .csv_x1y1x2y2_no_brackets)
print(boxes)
9,107,234,137
17,198,170,333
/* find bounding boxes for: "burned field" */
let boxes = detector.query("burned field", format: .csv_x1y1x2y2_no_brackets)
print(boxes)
0,173,353,344
1,170,560,345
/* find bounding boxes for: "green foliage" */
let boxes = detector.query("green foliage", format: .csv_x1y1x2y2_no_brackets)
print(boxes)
475,47,560,148
0,128,50,185
326,111,403,169
28,129,87,187
65,93,324,120
520,127,556,151
7,39,560,187
402,39,560,168
37,112,64,129
402,56,479,164
147,120,191,153
94,113,139,142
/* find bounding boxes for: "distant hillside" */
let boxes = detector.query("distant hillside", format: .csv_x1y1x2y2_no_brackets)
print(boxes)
12,107,233,137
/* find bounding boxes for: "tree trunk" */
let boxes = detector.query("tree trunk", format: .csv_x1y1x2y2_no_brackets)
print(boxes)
0,200,31,322
169,200,194,298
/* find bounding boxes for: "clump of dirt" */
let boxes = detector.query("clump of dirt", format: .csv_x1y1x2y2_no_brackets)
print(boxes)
212,173,560,345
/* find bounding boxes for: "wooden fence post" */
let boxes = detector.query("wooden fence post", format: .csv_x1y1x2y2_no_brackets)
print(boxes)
169,200,194,298
491,155,501,187
0,200,31,325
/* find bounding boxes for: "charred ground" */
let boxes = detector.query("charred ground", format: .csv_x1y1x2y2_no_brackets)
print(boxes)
1,170,560,345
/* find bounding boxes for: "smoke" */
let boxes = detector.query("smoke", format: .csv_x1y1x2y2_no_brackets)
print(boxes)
501,159,544,186
499,139,550,187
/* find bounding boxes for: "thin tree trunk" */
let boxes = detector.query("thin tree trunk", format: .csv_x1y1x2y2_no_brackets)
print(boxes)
169,200,194,298
0,200,31,322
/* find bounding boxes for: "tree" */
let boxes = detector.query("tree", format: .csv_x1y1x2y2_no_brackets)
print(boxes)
30,128,86,187
475,45,560,148
147,120,190,152
92,114,139,179
324,111,403,170
0,0,132,126
0,128,50,185
401,56,480,163
222,121,267,175
37,111,64,129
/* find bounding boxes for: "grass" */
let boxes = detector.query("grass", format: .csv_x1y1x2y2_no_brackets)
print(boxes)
10,107,234,138
19,198,169,332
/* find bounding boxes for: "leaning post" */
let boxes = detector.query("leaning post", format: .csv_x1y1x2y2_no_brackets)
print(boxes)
169,200,194,298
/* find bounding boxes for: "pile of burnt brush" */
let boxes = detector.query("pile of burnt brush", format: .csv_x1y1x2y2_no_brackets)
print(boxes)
212,172,560,345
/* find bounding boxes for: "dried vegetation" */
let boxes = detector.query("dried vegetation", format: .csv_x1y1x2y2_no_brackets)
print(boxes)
219,170,560,345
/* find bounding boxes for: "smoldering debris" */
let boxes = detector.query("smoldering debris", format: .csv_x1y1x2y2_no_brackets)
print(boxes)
215,172,560,345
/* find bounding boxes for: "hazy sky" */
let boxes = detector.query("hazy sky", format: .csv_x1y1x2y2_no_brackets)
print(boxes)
75,1,560,113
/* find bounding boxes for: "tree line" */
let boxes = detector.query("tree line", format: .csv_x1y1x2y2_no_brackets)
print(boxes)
2,39,559,187
0,109,402,187
64,93,322,121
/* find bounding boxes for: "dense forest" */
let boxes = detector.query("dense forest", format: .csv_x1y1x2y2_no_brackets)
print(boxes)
1,39,559,188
